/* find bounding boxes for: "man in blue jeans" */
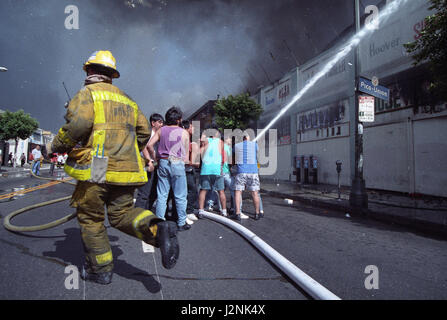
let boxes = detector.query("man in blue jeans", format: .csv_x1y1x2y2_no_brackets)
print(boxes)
148,107,191,231
135,113,164,211
31,145,42,176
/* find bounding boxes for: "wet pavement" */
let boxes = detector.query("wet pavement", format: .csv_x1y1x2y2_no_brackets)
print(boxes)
0,174,446,300
260,180,447,236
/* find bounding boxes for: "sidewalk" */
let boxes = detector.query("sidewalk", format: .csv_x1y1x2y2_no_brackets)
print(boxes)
260,180,447,237
0,163,52,177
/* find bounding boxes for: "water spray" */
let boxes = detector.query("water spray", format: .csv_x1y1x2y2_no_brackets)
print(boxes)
254,0,409,142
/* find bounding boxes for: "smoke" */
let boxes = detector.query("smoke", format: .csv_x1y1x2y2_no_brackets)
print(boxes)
0,0,359,133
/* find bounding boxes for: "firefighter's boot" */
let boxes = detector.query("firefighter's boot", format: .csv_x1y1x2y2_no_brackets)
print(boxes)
155,220,179,269
80,264,113,285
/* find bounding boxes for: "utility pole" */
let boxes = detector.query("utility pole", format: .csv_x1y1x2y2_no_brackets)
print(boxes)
349,0,368,210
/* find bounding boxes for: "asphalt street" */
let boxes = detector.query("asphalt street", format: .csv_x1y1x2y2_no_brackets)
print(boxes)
0,171,446,300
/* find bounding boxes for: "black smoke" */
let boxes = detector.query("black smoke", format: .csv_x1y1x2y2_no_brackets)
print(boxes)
0,0,368,133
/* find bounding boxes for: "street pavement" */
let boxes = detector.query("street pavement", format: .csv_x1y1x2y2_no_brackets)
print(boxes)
0,171,446,300
261,179,447,236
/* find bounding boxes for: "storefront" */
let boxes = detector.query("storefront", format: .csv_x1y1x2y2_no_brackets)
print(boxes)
257,0,446,197
257,68,298,180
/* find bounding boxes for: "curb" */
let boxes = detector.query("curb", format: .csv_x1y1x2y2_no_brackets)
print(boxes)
261,189,447,238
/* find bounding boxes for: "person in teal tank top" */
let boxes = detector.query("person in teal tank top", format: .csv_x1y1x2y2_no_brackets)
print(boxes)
197,126,227,218
201,137,222,175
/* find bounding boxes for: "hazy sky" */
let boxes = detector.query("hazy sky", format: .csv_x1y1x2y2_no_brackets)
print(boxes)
0,0,379,133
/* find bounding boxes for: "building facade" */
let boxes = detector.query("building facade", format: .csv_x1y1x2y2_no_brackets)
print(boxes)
2,128,54,166
186,100,218,130
257,0,447,197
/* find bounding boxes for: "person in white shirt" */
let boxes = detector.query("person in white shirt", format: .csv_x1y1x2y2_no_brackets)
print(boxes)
31,145,42,176
57,154,64,167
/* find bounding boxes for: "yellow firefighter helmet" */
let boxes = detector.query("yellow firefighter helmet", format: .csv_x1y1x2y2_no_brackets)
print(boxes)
83,50,120,78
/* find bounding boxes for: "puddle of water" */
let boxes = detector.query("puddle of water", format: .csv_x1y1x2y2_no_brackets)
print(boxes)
12,187,25,197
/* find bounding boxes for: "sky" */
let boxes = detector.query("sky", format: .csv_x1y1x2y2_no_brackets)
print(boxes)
0,0,382,133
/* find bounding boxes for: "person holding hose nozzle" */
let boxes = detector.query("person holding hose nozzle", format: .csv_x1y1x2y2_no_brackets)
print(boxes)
48,50,179,285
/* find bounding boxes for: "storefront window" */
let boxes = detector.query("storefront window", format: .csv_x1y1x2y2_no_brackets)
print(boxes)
375,66,438,113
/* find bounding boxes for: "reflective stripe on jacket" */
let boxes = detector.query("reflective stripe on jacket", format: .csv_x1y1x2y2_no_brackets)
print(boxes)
52,82,150,185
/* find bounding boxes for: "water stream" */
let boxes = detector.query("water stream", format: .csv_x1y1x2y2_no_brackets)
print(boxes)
255,0,410,142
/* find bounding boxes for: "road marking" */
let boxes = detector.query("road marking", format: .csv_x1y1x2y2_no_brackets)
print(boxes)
152,252,164,300
141,241,154,253
0,179,72,200
141,239,164,299
141,238,163,299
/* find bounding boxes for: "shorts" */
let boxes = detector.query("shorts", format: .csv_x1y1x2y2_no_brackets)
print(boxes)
199,175,225,191
234,173,260,191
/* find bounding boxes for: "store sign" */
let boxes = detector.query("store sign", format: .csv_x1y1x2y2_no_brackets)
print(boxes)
277,80,290,103
279,135,291,145
29,133,43,145
359,96,375,122
359,77,390,102
298,102,346,133
264,87,276,106
263,78,292,110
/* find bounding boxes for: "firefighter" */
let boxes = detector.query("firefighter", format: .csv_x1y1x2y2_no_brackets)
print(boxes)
49,50,179,285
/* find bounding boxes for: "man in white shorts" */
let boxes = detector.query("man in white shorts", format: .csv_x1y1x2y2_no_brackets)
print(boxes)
231,135,263,222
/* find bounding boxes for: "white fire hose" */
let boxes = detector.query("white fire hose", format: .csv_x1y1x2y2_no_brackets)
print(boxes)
201,211,341,300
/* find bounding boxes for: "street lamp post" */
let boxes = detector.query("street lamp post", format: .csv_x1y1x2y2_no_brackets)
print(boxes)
1,66,8,168
349,0,368,210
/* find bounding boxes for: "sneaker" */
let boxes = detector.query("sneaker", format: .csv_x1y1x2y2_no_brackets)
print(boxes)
254,213,261,221
80,265,113,285
187,213,198,221
186,218,194,225
240,213,249,219
178,224,191,231
220,210,228,217
259,211,264,218
230,214,241,222
155,221,179,269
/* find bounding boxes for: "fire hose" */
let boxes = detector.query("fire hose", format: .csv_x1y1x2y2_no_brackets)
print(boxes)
2,161,341,299
2,161,77,232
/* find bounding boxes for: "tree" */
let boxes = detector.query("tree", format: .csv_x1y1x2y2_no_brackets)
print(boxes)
404,0,447,101
214,93,264,131
0,110,39,166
